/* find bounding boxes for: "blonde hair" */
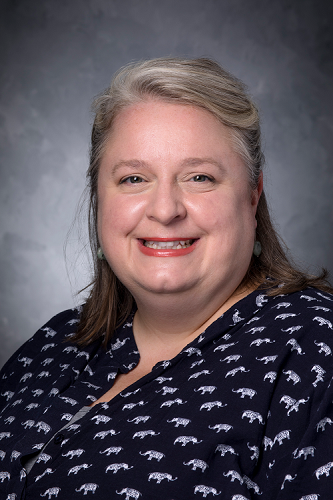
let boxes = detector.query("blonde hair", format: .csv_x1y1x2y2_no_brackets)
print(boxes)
73,57,332,346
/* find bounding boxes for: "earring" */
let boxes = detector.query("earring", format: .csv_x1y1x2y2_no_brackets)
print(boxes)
97,247,105,260
253,240,262,257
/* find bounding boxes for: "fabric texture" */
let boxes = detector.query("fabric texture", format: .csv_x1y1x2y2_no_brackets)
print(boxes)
0,288,333,499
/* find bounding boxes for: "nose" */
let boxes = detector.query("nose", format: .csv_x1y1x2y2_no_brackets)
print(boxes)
146,182,187,225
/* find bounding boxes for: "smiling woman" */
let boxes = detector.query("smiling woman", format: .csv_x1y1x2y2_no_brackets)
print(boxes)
1,58,333,500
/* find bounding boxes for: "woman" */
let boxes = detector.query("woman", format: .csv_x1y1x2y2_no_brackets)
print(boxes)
1,57,333,500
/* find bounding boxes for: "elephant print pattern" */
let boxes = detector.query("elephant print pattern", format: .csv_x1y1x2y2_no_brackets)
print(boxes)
1,288,333,499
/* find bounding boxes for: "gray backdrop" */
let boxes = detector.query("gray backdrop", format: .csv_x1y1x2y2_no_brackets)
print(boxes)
1,0,332,368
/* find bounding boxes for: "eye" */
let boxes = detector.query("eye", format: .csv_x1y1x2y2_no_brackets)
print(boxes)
121,175,144,184
191,174,213,182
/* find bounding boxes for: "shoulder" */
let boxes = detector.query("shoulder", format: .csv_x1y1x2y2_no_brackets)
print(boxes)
22,305,81,348
259,287,333,322
239,288,333,375
36,306,83,339
0,306,82,380
256,287,333,374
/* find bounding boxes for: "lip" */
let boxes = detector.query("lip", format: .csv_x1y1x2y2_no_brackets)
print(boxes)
138,238,198,257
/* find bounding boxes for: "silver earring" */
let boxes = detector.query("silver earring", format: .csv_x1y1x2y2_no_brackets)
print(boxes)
253,240,262,257
97,247,105,260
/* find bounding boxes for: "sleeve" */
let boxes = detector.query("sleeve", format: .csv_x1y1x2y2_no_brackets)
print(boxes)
253,292,333,499
267,379,333,499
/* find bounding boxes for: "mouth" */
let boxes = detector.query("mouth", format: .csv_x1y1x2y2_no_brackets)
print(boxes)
142,239,195,250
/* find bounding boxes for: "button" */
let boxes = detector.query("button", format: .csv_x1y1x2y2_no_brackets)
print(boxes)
54,433,65,445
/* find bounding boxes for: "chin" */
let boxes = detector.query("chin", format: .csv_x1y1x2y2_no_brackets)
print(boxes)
133,277,196,296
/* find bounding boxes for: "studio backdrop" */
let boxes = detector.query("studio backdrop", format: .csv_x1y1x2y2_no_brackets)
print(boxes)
1,0,332,367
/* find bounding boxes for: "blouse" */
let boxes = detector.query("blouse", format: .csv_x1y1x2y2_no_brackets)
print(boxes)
1,287,333,500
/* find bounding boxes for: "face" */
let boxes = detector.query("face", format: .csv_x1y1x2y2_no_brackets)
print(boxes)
97,100,262,306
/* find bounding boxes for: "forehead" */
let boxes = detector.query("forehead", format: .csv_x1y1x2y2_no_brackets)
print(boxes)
104,100,241,164
111,99,230,139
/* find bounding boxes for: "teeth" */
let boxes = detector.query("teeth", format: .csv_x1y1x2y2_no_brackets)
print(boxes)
144,239,193,249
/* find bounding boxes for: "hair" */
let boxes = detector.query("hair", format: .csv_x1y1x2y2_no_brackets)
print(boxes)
72,57,332,347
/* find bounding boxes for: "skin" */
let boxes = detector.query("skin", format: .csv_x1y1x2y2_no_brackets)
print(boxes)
93,100,263,404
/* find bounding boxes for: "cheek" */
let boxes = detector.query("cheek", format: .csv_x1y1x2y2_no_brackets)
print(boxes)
202,193,256,239
97,194,146,241
189,192,251,228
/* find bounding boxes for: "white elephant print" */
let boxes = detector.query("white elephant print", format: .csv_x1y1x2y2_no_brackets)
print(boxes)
174,436,202,446
68,464,92,475
116,488,142,500
0,471,10,482
241,410,264,424
148,472,177,483
208,424,232,433
75,483,99,495
316,417,333,432
315,461,333,479
194,485,221,497
215,444,238,456
167,418,190,427
40,487,61,499
105,463,133,474
223,470,243,484
99,447,123,456
139,450,165,461
183,459,208,472
293,447,315,460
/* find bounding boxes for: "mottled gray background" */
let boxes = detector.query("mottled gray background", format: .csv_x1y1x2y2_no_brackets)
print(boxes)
1,0,332,368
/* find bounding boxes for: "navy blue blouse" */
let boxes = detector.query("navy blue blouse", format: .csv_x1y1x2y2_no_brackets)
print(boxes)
1,288,333,500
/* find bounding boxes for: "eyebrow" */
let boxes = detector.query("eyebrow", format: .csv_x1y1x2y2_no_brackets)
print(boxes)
180,157,225,170
110,157,225,174
110,160,147,175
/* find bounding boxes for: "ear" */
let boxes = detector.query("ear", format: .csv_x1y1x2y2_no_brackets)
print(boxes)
251,171,263,212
